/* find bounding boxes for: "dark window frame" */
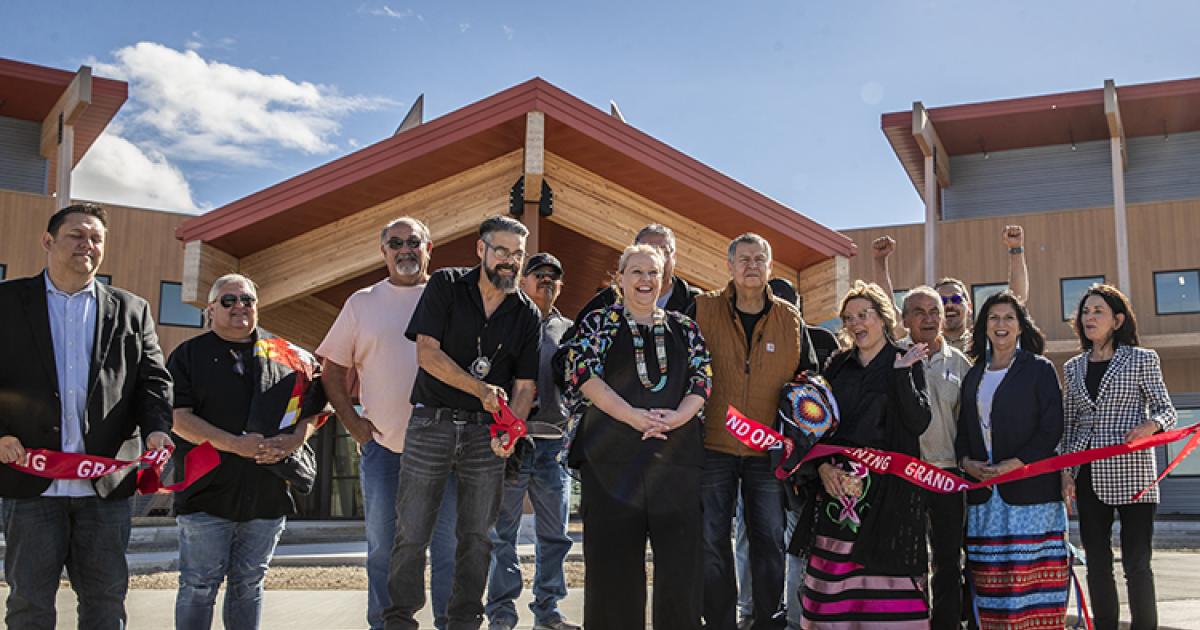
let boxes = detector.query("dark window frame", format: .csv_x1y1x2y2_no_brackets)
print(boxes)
0,263,6,281
96,274,112,285
1059,275,1106,322
970,282,1008,309
157,281,204,328
1153,269,1200,316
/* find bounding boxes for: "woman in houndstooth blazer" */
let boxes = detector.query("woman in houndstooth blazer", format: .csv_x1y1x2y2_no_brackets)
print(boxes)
1060,284,1177,630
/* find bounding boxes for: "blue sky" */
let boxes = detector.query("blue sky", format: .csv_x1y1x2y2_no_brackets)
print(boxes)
3,1,1197,229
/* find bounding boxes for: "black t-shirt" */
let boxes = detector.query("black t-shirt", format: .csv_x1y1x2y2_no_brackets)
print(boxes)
576,319,705,469
405,266,542,411
736,301,770,351
167,331,295,521
1086,359,1110,401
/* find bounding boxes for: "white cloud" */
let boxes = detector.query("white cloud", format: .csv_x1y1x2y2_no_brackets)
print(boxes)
366,5,421,20
90,42,392,166
502,25,515,40
73,130,205,214
459,23,471,33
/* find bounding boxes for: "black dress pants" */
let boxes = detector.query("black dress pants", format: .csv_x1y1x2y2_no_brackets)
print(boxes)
926,471,967,630
1076,464,1158,630
581,460,703,630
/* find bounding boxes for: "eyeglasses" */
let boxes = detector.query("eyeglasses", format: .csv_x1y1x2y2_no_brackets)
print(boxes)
840,309,878,326
941,295,965,306
385,236,424,251
484,242,525,262
532,270,561,281
217,294,257,308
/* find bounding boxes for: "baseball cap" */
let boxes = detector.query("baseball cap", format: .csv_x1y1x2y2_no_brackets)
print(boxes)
523,252,563,276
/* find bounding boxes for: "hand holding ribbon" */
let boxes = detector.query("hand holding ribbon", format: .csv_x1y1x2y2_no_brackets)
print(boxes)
490,398,528,453
7,441,220,494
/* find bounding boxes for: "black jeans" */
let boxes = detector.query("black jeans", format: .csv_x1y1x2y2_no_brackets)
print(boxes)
1076,464,1158,630
384,417,505,630
580,460,703,630
701,452,786,630
926,469,967,630
2,496,132,630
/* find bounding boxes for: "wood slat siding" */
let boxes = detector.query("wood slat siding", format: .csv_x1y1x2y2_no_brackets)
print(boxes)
0,116,48,194
1126,199,1200,336
943,139,1113,220
0,190,200,356
1126,130,1200,204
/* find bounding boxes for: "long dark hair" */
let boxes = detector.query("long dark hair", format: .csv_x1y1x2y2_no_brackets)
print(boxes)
1072,283,1140,350
968,291,1045,360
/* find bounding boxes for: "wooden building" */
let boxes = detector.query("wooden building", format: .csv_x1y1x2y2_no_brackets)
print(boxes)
174,78,855,517
842,78,1200,515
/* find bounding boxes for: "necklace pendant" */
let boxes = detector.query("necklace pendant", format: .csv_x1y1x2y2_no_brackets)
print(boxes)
470,356,492,380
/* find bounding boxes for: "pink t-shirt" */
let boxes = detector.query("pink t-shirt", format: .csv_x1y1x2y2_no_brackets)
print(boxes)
317,280,425,454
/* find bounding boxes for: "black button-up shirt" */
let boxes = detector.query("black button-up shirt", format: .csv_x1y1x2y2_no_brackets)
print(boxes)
167,331,295,521
405,266,542,411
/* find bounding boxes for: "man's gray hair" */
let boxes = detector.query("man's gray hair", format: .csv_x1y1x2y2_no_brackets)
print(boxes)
479,215,529,241
726,232,772,263
634,223,676,252
380,216,432,244
208,273,258,303
902,285,944,317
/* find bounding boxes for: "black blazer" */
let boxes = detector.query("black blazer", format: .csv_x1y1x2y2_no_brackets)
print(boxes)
0,273,173,499
956,349,1063,506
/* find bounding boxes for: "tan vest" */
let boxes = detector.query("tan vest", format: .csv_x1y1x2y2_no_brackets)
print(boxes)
694,285,803,456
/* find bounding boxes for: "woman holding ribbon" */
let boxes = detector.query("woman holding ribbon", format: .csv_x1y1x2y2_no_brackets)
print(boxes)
1060,284,1176,630
802,280,932,628
559,244,712,630
956,291,1067,628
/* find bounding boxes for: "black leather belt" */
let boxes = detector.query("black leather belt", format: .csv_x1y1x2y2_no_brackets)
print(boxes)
412,407,493,424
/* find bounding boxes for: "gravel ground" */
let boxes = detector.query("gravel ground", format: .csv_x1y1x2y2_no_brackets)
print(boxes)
128,561,593,590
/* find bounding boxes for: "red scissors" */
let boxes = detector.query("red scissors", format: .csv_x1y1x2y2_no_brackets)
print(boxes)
490,399,528,444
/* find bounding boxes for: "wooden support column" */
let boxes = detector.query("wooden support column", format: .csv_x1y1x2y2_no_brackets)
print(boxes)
40,66,92,208
1105,79,1131,293
912,102,948,285
522,111,545,253
181,240,239,307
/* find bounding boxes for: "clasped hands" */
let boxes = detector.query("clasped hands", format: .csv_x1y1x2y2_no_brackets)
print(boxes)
626,407,689,441
229,431,304,465
960,457,1024,482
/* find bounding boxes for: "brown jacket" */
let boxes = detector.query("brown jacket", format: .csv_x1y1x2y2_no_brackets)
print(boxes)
693,284,803,456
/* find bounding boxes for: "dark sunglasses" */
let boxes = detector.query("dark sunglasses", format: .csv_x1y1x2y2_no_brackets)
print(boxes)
218,293,257,308
532,270,561,281
386,236,424,250
941,295,965,306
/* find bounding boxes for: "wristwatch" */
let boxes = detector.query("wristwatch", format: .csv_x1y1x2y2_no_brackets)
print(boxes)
1008,246,1024,254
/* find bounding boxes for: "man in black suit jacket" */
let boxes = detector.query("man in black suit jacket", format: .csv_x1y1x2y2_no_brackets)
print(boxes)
0,203,174,630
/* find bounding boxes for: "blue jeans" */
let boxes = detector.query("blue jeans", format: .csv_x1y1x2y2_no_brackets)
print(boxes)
174,512,286,630
701,451,786,630
734,498,753,619
2,496,132,630
361,440,459,630
385,417,506,630
485,438,572,627
784,510,804,630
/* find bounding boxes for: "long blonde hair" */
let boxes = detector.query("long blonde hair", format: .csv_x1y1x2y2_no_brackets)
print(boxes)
836,280,898,348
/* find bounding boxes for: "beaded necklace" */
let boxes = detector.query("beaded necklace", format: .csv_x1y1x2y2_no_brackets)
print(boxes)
624,307,668,392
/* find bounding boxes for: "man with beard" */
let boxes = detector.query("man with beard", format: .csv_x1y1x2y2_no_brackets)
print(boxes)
897,286,972,630
385,216,542,630
485,253,579,630
871,225,1029,353
317,217,457,630
571,223,701,320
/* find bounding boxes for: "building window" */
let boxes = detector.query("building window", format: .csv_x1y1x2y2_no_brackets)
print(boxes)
1060,276,1104,321
892,289,910,311
1166,408,1200,477
96,274,112,285
0,263,6,281
158,281,204,328
971,283,1008,309
1155,270,1200,315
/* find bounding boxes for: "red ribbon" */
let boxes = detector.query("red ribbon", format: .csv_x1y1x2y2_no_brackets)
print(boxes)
7,441,221,494
725,405,1200,501
490,399,528,444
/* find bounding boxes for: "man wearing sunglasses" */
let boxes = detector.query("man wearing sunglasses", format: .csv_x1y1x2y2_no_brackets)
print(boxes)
318,217,458,630
386,215,542,630
871,225,1029,354
0,203,173,629
167,274,327,629
485,253,579,630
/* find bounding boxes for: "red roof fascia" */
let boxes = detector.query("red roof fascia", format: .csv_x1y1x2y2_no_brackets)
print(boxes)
528,80,855,258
